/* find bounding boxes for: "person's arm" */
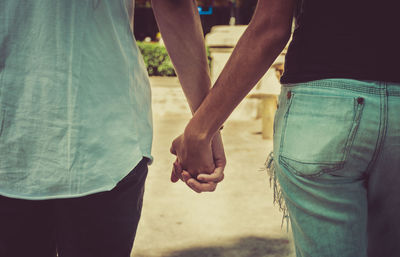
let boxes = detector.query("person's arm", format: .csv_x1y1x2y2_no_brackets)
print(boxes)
152,0,211,113
171,0,296,189
151,0,226,191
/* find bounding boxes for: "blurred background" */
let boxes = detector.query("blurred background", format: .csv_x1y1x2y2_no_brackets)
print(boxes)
134,0,258,41
131,1,293,257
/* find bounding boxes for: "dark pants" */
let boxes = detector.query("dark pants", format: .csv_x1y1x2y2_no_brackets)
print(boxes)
0,158,149,257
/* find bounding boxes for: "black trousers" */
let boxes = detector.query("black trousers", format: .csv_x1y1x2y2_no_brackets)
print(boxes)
0,158,149,257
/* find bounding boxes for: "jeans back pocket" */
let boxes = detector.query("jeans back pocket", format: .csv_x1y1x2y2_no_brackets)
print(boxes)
278,92,364,177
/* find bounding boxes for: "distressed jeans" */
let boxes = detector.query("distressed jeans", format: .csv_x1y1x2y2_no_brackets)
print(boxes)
270,79,400,257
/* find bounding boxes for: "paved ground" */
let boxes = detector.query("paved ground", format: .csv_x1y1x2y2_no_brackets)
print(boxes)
131,77,294,257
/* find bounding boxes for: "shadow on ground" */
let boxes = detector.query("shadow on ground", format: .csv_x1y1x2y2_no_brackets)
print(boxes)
146,236,292,257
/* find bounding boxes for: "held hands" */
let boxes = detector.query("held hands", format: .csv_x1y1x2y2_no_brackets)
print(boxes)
170,130,226,193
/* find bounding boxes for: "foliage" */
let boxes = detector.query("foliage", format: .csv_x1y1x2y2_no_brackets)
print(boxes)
137,42,176,76
137,42,212,77
135,0,151,8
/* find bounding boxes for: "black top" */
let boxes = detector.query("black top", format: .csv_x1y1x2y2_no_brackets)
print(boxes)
280,0,400,84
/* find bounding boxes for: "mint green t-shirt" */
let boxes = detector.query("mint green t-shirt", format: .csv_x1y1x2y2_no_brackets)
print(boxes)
0,0,153,199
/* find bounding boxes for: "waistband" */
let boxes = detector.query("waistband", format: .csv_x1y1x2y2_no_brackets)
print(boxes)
282,79,400,96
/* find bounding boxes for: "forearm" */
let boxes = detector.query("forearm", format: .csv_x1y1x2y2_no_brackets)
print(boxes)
184,0,295,141
152,0,210,113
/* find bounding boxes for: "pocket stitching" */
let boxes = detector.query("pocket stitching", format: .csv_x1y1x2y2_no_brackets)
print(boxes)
278,93,295,157
342,98,365,159
0,110,5,137
278,94,364,177
279,155,345,177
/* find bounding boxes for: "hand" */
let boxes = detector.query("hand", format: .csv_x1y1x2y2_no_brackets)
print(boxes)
170,132,226,193
170,125,215,179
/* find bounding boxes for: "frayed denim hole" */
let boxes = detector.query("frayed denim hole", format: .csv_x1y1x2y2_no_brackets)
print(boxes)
263,152,289,231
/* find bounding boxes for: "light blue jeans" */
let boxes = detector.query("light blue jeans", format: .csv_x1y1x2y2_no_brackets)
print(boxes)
270,79,400,257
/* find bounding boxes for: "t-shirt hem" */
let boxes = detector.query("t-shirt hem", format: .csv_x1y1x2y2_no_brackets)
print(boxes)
0,186,119,200
0,151,154,201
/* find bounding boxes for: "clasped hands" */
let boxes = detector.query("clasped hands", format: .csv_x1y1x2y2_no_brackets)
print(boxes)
170,127,226,193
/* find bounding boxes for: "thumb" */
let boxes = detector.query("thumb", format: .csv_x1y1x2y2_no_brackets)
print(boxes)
197,166,225,183
170,144,177,155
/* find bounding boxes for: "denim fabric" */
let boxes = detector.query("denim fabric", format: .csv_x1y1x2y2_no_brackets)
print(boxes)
271,79,400,257
0,158,149,257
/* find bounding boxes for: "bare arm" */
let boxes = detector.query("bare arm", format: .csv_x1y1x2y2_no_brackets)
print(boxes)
151,0,211,113
185,0,295,143
171,0,296,189
152,0,226,191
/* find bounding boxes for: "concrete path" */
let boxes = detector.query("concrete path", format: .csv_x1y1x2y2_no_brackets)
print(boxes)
131,77,294,257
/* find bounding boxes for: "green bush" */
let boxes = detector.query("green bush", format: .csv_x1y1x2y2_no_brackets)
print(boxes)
137,41,212,77
137,42,176,76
